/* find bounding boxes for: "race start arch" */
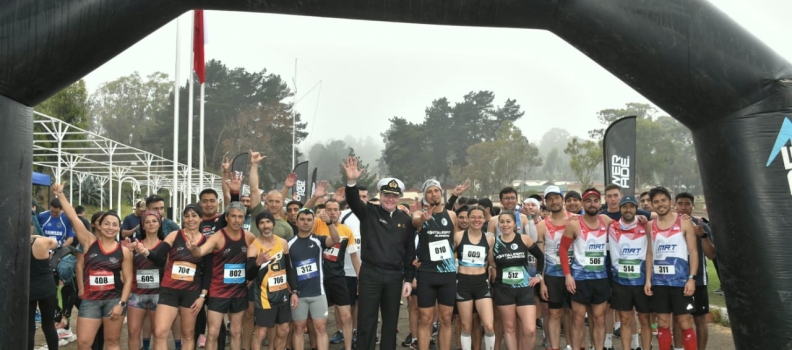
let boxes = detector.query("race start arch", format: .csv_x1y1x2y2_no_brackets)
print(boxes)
1,0,791,348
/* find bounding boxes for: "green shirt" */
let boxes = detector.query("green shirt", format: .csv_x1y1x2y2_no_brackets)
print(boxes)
250,204,294,240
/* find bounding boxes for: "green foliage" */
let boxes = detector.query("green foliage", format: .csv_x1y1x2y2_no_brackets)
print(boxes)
308,140,349,184
335,148,378,190
381,91,529,188
33,80,91,172
453,121,542,198
564,137,602,190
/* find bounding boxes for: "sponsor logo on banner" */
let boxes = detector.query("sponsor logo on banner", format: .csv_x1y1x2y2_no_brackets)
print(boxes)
766,117,792,195
295,180,306,201
611,155,630,188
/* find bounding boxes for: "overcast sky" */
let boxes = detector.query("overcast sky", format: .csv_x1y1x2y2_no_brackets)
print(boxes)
83,0,792,148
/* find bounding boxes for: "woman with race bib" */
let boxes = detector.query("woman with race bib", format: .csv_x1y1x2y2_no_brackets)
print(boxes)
52,184,134,350
127,211,165,350
454,206,497,350
134,204,212,350
491,211,545,350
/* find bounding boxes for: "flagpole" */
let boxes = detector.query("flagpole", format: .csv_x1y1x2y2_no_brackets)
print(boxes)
187,11,195,204
292,58,297,170
199,82,205,192
172,16,181,218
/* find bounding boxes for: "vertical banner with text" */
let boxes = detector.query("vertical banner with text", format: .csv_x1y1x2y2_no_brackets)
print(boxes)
309,167,317,199
292,161,309,202
603,116,637,196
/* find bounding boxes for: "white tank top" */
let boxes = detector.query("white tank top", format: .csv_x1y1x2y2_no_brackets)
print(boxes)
608,219,648,286
571,215,608,280
543,215,572,277
651,215,690,287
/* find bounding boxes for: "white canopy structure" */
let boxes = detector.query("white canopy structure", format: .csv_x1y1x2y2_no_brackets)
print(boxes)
32,111,222,218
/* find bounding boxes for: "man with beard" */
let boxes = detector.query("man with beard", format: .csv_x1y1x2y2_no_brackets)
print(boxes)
608,196,653,350
343,156,415,350
246,151,293,240
412,179,458,350
536,186,572,350
673,192,715,350
456,206,471,231
647,187,699,350
559,188,614,350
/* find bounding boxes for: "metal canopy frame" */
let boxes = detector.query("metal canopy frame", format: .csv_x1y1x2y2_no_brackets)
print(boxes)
32,111,221,215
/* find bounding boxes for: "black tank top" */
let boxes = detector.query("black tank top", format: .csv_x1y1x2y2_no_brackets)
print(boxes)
418,209,456,273
29,239,56,300
132,241,164,294
83,240,124,300
162,230,207,291
456,230,489,269
493,234,531,288
209,229,249,298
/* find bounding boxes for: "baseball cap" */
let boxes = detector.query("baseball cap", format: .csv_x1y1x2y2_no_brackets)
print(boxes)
620,195,639,207
543,186,563,199
564,190,582,201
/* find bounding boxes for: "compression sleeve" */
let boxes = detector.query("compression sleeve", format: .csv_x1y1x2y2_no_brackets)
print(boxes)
559,235,574,276
528,243,545,275
145,241,171,266
444,195,458,211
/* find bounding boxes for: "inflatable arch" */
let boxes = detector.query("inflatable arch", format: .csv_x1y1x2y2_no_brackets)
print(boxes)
1,1,791,348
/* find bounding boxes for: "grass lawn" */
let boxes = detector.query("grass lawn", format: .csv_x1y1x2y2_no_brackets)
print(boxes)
706,259,726,308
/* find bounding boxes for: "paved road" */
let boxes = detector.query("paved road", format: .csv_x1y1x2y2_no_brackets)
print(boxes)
45,301,736,350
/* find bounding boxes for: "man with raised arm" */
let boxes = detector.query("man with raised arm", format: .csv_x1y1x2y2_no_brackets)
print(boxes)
342,156,415,350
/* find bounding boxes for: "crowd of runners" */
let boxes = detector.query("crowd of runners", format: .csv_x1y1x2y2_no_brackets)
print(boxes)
27,153,718,350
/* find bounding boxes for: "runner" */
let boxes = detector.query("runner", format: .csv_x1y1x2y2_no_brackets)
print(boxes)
639,192,652,212
286,200,303,236
246,151,294,240
647,186,699,350
127,211,165,350
608,196,653,350
456,205,471,231
52,184,134,350
29,235,60,350
674,192,715,350
492,210,544,350
246,210,297,350
37,198,75,247
487,187,528,236
287,207,340,350
454,206,496,350
537,185,572,350
559,188,613,350
564,191,583,215
314,199,360,350
412,179,458,350
185,202,257,350
343,156,415,350
135,204,212,350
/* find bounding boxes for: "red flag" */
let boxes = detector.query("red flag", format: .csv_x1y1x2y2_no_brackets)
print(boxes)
193,10,205,84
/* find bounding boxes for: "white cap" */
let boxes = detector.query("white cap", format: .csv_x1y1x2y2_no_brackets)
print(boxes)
376,177,405,196
543,185,563,199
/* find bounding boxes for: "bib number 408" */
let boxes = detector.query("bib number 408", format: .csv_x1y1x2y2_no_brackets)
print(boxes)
93,277,109,284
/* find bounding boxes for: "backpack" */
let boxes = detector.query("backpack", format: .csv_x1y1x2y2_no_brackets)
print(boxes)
50,245,78,277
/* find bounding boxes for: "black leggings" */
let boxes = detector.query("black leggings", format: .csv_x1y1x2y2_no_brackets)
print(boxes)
29,293,58,350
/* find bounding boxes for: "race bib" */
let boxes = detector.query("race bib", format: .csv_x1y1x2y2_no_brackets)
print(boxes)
460,245,486,266
527,254,537,265
296,258,319,281
267,270,288,292
136,269,160,289
617,259,641,279
171,261,197,281
584,251,605,271
88,270,115,292
323,244,341,262
223,263,245,284
502,266,525,285
654,264,675,275
428,240,451,262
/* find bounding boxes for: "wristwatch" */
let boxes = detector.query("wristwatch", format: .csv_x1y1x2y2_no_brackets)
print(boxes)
535,273,544,281
688,274,697,281
291,290,300,297
199,293,207,299
118,300,127,308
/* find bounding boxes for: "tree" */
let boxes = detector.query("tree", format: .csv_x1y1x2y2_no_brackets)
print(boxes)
335,148,378,190
564,137,602,190
308,140,349,184
453,121,542,197
34,80,90,172
380,117,433,188
90,72,171,149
